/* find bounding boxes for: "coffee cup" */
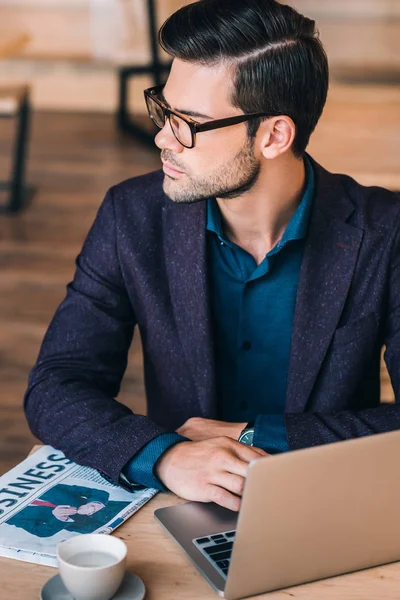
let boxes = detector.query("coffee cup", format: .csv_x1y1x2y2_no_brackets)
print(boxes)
57,533,127,600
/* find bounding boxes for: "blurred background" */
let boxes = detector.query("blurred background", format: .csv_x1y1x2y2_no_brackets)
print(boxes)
0,0,399,474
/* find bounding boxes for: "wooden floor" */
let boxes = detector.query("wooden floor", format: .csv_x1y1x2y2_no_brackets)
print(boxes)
0,83,398,475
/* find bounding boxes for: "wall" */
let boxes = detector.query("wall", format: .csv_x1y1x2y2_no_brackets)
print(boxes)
0,0,399,112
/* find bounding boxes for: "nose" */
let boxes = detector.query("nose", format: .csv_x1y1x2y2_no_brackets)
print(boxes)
154,119,184,153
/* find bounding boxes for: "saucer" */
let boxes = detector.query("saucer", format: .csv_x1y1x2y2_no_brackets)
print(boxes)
40,571,145,600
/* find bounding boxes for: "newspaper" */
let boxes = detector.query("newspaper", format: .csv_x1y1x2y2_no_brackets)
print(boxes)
0,446,158,567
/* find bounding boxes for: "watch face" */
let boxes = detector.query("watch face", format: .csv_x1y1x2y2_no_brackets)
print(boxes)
240,430,254,446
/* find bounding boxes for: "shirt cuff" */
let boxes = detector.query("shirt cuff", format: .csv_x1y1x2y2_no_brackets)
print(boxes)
253,414,289,454
122,433,189,491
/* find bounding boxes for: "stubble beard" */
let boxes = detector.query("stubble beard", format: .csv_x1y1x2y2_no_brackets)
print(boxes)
163,137,261,204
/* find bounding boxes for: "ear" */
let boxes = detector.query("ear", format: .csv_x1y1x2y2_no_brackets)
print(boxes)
258,116,296,159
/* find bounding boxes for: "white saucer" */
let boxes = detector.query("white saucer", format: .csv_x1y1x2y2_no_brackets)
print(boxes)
40,571,145,600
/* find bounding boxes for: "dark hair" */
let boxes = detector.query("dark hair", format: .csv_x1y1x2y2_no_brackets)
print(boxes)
159,0,329,157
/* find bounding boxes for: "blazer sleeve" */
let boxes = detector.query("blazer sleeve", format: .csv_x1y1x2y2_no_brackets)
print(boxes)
24,187,167,487
253,414,289,453
285,221,400,450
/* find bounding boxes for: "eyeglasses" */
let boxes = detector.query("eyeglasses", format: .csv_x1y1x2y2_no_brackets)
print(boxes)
144,84,282,149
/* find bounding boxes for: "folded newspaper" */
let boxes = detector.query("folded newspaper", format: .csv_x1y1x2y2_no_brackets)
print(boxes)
0,446,158,567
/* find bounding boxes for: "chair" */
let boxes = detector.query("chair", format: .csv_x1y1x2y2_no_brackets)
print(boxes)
116,0,172,145
0,33,33,213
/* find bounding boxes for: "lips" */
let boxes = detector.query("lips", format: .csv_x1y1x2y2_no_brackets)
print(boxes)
162,160,184,175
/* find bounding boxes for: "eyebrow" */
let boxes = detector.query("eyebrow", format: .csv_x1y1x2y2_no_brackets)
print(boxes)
159,90,212,121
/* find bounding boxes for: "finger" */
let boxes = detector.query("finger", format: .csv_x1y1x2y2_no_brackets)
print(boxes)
250,445,269,456
208,443,249,475
233,441,269,463
224,437,268,458
210,471,246,498
221,454,266,479
207,484,241,512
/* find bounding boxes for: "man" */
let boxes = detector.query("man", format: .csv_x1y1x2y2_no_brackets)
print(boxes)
25,0,400,513
7,485,129,537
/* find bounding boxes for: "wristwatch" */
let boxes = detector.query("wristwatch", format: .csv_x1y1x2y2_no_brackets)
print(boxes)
238,421,255,446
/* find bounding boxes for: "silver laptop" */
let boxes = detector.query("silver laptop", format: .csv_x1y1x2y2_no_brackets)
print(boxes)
155,429,400,599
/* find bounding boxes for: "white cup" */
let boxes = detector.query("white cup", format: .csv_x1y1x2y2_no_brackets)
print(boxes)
57,534,127,600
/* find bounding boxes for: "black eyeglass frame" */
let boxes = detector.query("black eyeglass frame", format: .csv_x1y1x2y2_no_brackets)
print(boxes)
144,84,282,149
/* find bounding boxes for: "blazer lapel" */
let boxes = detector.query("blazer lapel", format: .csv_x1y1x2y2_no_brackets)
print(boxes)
162,197,217,418
286,161,364,412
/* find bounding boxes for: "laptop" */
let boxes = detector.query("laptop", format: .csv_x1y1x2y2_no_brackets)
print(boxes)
154,429,400,599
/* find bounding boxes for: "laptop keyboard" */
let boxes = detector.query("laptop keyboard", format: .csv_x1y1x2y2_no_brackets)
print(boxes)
193,530,236,579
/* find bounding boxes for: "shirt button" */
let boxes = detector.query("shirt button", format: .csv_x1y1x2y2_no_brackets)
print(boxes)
239,401,248,410
242,341,252,351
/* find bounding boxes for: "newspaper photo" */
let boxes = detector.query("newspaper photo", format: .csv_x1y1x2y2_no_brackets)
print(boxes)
0,446,158,567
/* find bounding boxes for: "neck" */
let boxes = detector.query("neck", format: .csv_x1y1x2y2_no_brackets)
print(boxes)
216,153,307,263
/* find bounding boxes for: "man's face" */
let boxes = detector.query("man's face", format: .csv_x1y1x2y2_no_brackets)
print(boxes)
155,59,262,204
77,502,105,516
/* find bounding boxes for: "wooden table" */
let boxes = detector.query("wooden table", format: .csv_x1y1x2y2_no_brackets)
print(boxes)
2,449,400,599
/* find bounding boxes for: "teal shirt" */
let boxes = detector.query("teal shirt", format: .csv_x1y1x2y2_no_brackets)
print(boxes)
208,156,314,451
123,157,315,490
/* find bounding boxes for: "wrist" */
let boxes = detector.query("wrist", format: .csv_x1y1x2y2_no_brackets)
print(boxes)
154,440,190,485
233,422,248,440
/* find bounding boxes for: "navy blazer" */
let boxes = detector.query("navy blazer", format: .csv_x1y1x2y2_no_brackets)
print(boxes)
24,156,400,487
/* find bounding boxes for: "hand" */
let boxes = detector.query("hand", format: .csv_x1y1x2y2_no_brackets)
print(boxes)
52,505,78,522
176,417,247,442
155,437,269,512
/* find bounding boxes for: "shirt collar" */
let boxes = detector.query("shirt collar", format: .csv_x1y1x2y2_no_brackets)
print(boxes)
206,155,315,248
